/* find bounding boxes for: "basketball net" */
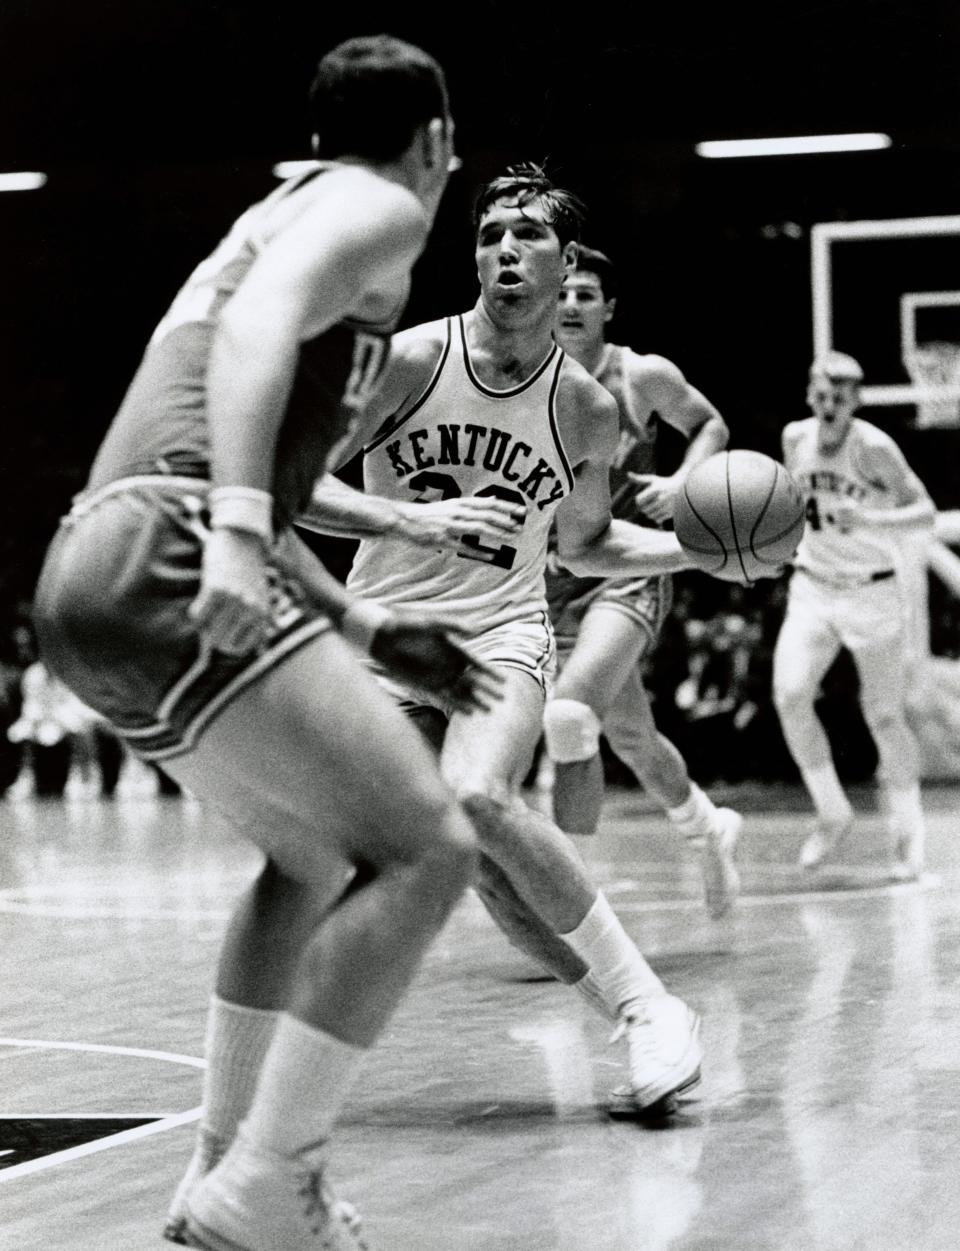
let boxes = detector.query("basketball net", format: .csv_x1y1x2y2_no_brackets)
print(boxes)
903,340,960,428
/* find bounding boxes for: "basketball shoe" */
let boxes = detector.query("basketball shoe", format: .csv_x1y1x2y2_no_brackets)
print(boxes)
608,993,702,1117
163,1126,227,1244
698,808,742,920
798,817,852,869
183,1133,369,1251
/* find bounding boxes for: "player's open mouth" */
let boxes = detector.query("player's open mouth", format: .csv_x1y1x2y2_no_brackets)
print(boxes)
497,271,522,287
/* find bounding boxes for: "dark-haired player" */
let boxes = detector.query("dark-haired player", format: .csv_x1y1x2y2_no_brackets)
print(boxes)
34,34,492,1251
546,245,740,918
302,165,705,1119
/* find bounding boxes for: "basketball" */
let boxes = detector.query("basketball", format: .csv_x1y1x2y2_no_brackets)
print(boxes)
673,450,805,582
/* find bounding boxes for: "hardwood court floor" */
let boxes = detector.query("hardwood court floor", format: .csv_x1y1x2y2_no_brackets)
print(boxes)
1,781,959,1250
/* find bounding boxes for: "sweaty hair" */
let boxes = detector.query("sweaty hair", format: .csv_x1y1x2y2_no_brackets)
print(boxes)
473,162,586,249
310,34,448,163
572,244,617,300
809,350,864,384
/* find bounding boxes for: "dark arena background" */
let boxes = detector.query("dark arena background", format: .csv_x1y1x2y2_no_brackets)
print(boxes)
2,6,960,1250
2,1,960,786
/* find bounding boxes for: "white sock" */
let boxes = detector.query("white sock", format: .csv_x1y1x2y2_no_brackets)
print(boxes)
572,969,617,1022
240,1013,367,1158
561,893,664,1019
799,765,853,827
884,783,925,837
202,996,278,1142
667,782,716,845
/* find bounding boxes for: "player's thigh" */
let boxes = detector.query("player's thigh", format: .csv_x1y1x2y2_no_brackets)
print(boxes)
554,603,652,714
773,596,840,700
850,630,908,711
440,666,545,797
164,631,458,876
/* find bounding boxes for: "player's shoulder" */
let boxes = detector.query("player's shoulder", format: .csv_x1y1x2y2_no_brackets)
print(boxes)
268,166,428,251
782,417,814,447
851,416,898,452
380,316,452,399
618,348,684,383
559,351,618,413
557,353,619,459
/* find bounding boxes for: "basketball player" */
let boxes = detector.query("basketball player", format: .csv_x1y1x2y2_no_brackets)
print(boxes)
33,36,494,1251
546,246,741,919
774,351,935,877
302,164,705,1118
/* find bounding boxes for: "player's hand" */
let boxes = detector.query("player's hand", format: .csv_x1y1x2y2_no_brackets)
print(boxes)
827,501,859,532
628,473,680,525
368,616,504,715
189,528,272,655
395,497,525,548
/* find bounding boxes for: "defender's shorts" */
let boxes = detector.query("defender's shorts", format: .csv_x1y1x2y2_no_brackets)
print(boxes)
33,476,333,761
548,570,673,652
783,567,905,653
369,612,556,717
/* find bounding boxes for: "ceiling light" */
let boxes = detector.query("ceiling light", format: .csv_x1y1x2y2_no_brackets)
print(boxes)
0,171,47,192
695,133,892,159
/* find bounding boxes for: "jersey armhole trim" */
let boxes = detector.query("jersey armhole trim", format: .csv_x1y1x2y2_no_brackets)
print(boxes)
362,318,453,455
548,354,575,493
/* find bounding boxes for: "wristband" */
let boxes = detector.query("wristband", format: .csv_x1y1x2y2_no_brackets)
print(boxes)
341,600,392,653
209,486,274,543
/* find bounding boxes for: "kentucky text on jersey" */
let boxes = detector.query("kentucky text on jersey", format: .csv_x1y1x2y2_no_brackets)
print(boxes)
383,424,567,509
796,470,873,500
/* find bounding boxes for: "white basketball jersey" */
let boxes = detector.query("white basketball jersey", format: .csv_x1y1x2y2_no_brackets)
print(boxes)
786,417,901,580
347,315,575,634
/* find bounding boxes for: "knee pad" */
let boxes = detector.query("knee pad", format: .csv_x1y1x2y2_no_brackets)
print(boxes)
543,698,601,763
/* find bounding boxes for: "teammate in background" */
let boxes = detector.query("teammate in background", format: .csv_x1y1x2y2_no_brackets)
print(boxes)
774,351,935,877
302,164,704,1117
546,246,741,918
33,35,492,1251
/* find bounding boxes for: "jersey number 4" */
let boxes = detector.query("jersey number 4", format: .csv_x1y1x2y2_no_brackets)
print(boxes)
408,471,523,570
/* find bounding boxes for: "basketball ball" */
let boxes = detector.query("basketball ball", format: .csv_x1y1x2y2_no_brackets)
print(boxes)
672,450,805,583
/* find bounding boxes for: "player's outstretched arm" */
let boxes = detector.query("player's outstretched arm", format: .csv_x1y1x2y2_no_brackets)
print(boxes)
553,371,693,577
627,355,730,524
300,473,525,548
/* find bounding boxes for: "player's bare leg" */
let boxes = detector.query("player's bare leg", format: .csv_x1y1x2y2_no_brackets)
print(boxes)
162,634,477,1250
441,667,702,1113
773,606,852,867
551,606,740,918
852,635,926,878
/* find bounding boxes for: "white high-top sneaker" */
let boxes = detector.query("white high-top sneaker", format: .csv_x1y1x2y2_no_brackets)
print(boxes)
184,1133,370,1251
163,1126,228,1245
609,993,702,1118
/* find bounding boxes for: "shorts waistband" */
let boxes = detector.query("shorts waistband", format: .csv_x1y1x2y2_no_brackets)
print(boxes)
795,565,895,590
68,473,210,521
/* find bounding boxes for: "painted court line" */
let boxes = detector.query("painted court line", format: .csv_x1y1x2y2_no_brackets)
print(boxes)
614,873,939,913
0,1107,201,1181
0,1038,204,1183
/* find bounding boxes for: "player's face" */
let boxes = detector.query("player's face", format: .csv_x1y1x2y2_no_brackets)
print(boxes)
475,197,575,323
807,374,858,446
556,272,613,351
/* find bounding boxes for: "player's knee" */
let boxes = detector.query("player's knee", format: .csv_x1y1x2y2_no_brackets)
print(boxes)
543,698,601,763
772,674,814,718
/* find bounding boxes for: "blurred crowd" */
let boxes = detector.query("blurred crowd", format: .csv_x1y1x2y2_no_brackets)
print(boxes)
1,564,955,802
0,608,180,800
